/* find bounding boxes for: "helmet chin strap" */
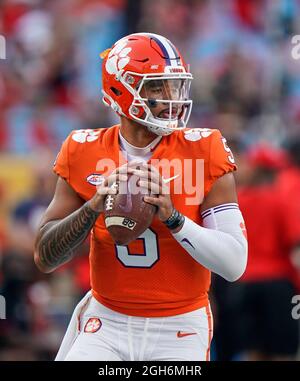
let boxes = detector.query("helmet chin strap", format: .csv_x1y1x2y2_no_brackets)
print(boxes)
146,117,177,136
146,125,173,136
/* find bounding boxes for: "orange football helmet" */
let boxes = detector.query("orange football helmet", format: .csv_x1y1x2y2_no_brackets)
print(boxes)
101,33,193,136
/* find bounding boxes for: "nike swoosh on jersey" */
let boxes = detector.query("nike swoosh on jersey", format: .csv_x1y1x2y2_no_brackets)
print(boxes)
177,331,197,338
162,174,180,184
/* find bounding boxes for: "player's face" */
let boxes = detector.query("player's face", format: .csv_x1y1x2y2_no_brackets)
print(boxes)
140,79,189,120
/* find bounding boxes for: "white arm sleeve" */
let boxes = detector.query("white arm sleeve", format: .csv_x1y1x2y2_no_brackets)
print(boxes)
172,203,248,282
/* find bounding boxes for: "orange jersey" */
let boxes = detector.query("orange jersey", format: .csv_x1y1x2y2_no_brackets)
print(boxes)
53,125,236,317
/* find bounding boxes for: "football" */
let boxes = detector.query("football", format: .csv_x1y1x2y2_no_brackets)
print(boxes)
103,173,157,245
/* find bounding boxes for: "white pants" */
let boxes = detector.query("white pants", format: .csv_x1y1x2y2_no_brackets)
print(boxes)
60,295,213,361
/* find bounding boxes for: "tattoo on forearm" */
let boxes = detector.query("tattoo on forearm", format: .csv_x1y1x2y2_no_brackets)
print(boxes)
37,202,99,271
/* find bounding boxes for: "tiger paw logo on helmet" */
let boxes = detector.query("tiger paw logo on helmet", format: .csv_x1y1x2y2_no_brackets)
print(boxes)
105,40,132,75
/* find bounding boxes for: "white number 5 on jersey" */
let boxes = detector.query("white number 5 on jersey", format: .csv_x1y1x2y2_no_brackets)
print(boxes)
222,137,235,164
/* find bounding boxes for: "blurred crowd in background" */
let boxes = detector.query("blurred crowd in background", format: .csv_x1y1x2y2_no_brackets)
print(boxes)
0,0,300,360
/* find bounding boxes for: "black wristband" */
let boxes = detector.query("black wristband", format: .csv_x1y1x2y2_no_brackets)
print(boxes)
163,208,185,230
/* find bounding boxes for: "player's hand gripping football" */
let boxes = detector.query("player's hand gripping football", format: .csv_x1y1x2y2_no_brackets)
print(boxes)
135,163,174,222
89,162,139,213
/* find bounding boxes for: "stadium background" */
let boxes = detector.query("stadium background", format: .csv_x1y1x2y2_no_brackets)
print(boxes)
0,0,300,360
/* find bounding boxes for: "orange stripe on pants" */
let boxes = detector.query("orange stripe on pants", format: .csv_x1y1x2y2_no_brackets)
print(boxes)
205,305,213,361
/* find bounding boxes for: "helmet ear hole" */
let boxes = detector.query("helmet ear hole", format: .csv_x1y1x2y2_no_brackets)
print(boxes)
111,87,122,96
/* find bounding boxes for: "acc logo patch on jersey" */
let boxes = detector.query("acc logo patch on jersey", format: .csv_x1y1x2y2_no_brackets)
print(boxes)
84,317,102,333
87,173,105,186
184,128,212,142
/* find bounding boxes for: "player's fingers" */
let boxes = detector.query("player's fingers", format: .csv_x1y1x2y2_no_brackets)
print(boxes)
139,180,163,195
141,164,163,186
113,160,145,175
139,174,170,194
143,195,161,206
134,166,161,185
99,172,128,187
107,173,128,186
110,163,125,176
111,160,144,177
161,182,170,195
108,174,124,183
132,169,154,180
107,186,118,195
112,165,136,176
140,162,158,172
128,159,145,167
96,185,118,195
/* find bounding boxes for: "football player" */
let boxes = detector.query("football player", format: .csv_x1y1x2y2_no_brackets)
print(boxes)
34,33,248,361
